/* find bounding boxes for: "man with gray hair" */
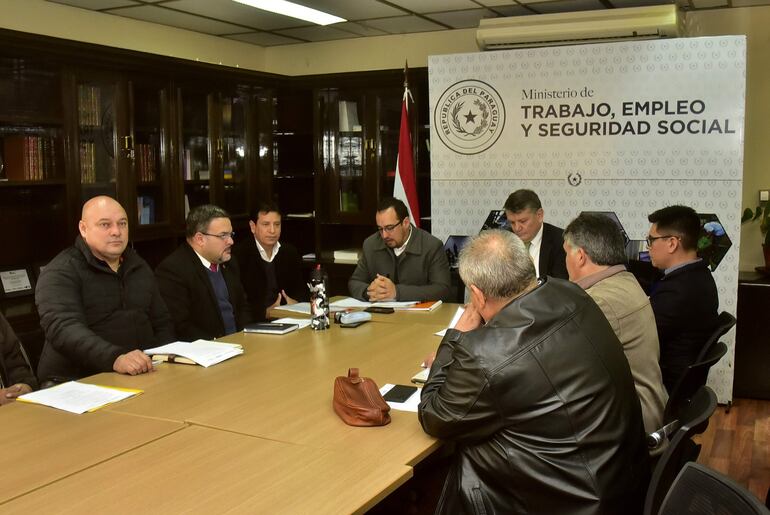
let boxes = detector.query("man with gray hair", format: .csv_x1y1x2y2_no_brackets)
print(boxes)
564,213,667,435
156,204,251,341
419,230,650,515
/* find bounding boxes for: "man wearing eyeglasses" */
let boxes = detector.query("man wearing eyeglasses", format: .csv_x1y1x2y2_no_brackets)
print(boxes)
156,204,251,341
646,205,718,392
349,197,451,302
36,196,175,384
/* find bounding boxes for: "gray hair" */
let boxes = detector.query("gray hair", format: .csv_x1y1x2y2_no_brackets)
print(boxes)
458,229,536,300
185,204,230,238
563,213,627,266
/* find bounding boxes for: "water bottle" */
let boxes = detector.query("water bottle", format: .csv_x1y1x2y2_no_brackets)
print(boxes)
309,264,329,330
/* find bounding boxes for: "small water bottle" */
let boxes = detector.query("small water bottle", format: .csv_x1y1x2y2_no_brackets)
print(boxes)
309,264,330,330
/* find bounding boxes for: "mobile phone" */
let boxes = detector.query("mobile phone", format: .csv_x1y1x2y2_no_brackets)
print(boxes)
365,306,395,314
383,384,418,403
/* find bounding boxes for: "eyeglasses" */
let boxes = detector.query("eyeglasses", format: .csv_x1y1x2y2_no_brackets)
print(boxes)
645,234,679,247
377,219,403,234
201,231,235,241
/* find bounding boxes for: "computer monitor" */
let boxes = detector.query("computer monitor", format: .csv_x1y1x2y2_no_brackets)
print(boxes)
480,210,511,233
443,235,470,269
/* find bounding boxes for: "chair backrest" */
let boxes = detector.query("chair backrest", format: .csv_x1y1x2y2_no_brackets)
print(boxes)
643,386,718,515
663,341,727,424
696,311,736,363
658,462,769,515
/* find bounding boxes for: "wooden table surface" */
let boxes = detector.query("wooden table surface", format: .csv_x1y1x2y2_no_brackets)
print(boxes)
1,425,412,515
0,402,184,504
2,308,454,511
89,320,444,464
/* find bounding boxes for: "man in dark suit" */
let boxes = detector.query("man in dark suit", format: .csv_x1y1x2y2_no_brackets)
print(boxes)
232,201,306,321
504,189,568,279
156,204,251,341
646,205,719,392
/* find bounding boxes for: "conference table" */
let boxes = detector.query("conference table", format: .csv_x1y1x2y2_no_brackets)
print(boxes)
0,303,459,513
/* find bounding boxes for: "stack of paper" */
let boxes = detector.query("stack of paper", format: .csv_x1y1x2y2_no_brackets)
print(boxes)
333,248,361,263
144,340,243,368
18,381,142,414
329,298,419,309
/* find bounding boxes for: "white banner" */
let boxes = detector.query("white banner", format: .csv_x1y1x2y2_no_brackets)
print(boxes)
429,36,746,403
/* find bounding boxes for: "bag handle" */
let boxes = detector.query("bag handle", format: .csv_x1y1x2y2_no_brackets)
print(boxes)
347,368,363,384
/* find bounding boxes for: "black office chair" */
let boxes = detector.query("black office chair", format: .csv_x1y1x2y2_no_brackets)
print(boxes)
662,340,727,425
699,312,737,363
658,462,769,515
643,386,718,515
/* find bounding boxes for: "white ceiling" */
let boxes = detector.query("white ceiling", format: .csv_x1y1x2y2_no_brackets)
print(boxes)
46,0,770,46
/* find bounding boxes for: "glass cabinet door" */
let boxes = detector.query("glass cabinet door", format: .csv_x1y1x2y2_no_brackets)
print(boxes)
77,78,117,202
131,82,168,226
377,92,403,202
219,93,247,217
180,89,211,212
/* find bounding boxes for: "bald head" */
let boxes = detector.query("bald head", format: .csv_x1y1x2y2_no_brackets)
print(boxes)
79,196,129,268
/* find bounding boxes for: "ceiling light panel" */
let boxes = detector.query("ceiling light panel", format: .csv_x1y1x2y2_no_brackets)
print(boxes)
164,0,307,30
232,0,345,25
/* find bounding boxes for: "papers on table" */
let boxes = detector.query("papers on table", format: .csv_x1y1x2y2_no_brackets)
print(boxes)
18,381,142,414
272,302,312,315
435,306,465,337
411,368,429,384
144,340,243,368
380,383,421,412
329,298,419,310
273,317,312,330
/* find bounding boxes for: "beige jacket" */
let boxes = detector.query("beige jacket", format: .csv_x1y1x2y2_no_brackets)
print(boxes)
578,266,668,434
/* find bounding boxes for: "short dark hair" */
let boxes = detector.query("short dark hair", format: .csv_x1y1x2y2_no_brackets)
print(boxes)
186,204,229,238
250,200,281,222
504,189,542,213
648,205,701,251
564,214,627,266
377,197,409,221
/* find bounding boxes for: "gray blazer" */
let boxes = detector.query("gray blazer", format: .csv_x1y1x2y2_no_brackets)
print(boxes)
348,225,451,302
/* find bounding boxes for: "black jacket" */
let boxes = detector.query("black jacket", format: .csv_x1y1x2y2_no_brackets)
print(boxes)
419,278,650,515
155,243,252,341
650,259,719,391
0,313,38,389
232,238,307,322
35,237,175,383
539,222,568,280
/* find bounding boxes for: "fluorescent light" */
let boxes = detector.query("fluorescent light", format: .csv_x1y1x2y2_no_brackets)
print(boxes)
232,0,346,26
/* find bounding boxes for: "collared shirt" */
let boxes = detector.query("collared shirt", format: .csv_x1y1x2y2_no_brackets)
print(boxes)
394,226,413,257
256,238,281,263
575,264,627,291
194,250,215,271
528,223,544,278
664,257,702,276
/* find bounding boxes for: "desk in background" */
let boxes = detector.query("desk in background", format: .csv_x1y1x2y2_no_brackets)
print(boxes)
733,271,770,399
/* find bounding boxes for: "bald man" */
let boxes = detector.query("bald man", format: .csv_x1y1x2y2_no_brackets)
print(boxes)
35,196,175,384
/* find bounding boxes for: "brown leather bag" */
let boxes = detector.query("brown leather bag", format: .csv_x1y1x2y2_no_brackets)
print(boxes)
333,368,391,426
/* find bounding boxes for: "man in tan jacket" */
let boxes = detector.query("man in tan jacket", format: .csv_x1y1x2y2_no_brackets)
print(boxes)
564,213,667,435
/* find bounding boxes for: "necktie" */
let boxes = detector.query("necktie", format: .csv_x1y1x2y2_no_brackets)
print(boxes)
209,263,218,273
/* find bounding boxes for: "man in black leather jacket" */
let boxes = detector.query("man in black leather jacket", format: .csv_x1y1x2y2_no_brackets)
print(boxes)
419,230,650,515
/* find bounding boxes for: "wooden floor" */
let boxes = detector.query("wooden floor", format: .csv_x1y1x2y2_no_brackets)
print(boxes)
695,397,770,503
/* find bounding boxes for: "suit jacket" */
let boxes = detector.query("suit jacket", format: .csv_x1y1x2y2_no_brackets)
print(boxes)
419,278,650,514
582,267,668,434
155,243,252,341
232,238,307,322
649,259,719,392
348,225,452,302
538,222,568,280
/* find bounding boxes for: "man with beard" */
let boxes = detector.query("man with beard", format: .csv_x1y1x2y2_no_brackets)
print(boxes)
156,204,251,341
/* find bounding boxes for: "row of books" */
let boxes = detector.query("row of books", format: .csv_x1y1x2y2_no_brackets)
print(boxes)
78,84,102,128
136,143,158,183
1,135,58,181
79,141,97,184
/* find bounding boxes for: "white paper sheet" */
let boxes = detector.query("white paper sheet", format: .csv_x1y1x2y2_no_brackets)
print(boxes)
329,298,419,309
18,381,140,414
435,306,465,336
380,383,422,413
272,302,312,315
144,340,243,367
